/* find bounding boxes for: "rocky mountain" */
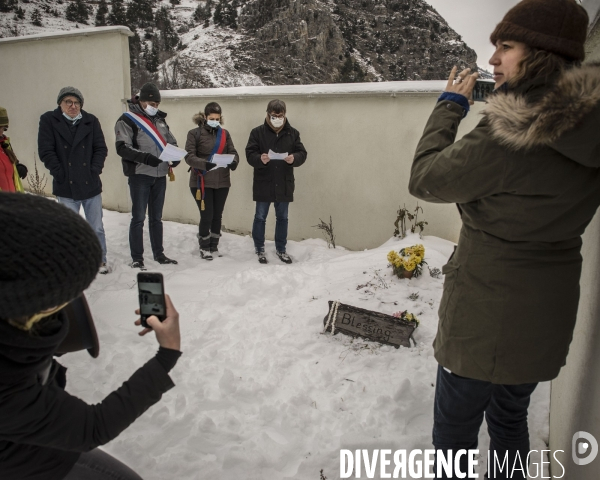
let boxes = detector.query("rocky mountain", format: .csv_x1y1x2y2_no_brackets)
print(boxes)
0,0,477,91
235,0,476,84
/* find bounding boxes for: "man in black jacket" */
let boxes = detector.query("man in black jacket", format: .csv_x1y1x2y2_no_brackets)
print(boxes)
38,87,110,274
245,99,307,264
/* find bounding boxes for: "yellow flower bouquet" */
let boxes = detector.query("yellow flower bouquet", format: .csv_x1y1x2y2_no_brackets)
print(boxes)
393,310,420,327
387,244,427,279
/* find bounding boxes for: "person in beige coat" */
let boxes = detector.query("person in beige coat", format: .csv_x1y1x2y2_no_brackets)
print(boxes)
184,102,239,260
408,1,598,477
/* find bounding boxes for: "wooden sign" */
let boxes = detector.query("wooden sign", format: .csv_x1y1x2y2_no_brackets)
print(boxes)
323,301,417,348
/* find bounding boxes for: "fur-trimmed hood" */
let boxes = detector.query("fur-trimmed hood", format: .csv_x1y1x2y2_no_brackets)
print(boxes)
483,63,600,167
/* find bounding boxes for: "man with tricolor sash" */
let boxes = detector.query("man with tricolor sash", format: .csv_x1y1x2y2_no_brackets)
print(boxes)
114,83,180,269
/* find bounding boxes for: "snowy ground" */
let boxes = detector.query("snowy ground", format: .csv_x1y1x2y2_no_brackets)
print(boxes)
59,209,550,480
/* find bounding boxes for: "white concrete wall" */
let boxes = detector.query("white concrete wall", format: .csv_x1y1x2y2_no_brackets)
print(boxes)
0,26,132,210
549,13,600,478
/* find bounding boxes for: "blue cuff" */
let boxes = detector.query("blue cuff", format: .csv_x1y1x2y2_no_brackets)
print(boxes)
437,92,470,117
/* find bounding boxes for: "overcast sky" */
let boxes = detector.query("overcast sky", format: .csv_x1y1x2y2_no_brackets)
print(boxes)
425,0,600,70
424,0,521,70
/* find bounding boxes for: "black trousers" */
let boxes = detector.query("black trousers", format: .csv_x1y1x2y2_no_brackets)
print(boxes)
433,365,538,479
63,448,142,480
190,187,229,250
129,175,166,262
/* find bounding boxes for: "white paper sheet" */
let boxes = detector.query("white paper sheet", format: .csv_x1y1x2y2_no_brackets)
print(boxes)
212,154,235,169
159,143,187,162
268,149,288,160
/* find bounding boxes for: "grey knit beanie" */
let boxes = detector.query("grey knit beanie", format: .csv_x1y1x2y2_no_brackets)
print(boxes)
57,86,84,107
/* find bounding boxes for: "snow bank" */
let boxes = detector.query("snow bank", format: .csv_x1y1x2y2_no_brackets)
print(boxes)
59,209,550,479
161,80,448,99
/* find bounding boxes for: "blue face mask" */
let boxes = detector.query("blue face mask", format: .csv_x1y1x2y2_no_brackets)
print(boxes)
207,119,220,128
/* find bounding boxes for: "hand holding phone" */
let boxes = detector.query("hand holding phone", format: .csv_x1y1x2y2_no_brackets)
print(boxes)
445,66,479,104
136,273,181,351
135,293,181,351
138,272,166,328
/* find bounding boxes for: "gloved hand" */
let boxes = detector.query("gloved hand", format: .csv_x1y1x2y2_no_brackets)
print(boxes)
16,163,28,179
227,162,238,171
205,162,217,171
145,154,162,168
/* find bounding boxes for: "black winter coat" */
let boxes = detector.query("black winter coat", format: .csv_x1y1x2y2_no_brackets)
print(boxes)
245,120,307,202
38,108,108,201
0,313,176,480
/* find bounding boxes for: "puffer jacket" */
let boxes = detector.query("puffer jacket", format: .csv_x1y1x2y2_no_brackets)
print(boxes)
184,122,239,189
114,101,179,177
0,137,23,193
409,64,600,384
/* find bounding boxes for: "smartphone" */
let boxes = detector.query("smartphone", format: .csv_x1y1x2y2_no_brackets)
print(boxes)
473,78,496,102
137,272,166,328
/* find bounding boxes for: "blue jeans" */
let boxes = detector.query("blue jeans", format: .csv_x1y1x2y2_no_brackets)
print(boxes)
252,201,289,253
57,194,107,263
128,174,166,262
433,365,537,479
63,448,142,480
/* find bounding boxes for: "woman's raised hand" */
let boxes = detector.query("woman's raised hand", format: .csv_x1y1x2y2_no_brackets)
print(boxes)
445,66,479,105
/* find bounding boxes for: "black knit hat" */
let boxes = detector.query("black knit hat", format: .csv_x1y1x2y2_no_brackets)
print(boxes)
139,83,161,102
57,86,84,107
490,0,589,61
0,193,102,319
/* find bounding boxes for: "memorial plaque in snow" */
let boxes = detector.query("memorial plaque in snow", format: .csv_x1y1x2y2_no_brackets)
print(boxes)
322,301,417,348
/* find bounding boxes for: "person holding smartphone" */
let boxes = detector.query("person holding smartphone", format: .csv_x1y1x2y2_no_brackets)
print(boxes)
408,1,596,478
0,192,182,480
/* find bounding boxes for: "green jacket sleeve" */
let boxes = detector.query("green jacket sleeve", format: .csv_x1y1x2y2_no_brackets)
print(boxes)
409,100,508,204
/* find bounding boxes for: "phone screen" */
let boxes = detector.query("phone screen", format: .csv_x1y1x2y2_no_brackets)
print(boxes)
473,79,496,102
138,273,166,327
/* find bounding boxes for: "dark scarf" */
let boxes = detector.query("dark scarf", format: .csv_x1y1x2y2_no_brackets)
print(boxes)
0,312,68,385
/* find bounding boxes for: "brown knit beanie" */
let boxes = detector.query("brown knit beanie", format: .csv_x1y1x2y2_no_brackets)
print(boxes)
490,0,589,61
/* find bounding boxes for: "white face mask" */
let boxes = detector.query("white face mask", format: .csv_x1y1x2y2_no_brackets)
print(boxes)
207,119,220,128
270,116,284,128
63,112,83,123
144,105,159,116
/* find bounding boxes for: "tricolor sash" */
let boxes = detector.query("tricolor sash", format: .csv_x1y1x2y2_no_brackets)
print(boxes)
124,111,167,152
194,127,228,209
124,111,176,181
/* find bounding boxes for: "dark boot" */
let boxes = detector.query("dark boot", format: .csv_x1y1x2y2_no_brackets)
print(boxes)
199,234,211,250
210,233,222,257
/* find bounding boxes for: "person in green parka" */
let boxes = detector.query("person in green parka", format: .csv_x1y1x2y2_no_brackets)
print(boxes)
408,0,598,478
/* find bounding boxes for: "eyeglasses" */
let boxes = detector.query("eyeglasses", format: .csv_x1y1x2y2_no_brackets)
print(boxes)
63,100,81,107
269,113,285,119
